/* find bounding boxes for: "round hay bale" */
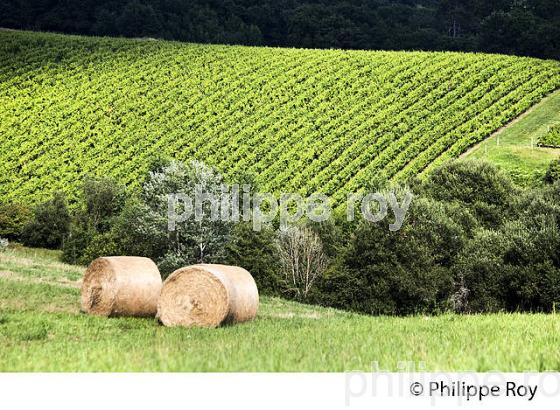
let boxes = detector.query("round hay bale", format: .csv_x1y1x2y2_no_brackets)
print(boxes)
157,264,259,328
81,256,162,317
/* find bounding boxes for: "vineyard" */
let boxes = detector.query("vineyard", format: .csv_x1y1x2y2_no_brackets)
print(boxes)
1,30,559,204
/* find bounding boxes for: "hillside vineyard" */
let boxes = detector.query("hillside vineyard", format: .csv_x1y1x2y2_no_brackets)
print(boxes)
1,31,559,204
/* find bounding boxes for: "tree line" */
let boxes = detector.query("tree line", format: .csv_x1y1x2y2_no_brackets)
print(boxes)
1,0,558,60
3,158,560,314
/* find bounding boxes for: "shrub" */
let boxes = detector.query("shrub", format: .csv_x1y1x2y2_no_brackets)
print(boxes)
108,197,167,260
156,251,191,279
455,198,560,313
0,202,32,241
319,197,460,315
544,158,560,184
421,160,518,229
75,230,124,266
453,229,510,312
62,176,125,265
81,176,126,232
61,218,97,265
307,215,349,259
225,222,284,296
538,124,560,148
21,192,70,249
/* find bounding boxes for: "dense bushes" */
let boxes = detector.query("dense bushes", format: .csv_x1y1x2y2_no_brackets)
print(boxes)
225,223,284,296
538,125,560,148
544,158,560,184
121,159,233,276
4,158,560,314
62,176,125,265
455,221,560,312
454,184,560,312
21,192,70,249
63,160,234,276
0,202,31,241
319,198,465,315
419,160,518,229
318,160,560,314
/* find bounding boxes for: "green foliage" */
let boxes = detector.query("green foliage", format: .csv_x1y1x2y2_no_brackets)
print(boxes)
114,160,233,277
12,156,560,316
320,197,467,315
307,217,348,260
4,245,560,372
2,0,560,59
1,31,559,206
454,183,560,312
421,160,518,229
108,197,166,260
455,223,560,313
61,176,125,265
538,124,560,148
544,158,560,184
81,176,126,232
76,230,124,265
60,160,245,272
21,193,70,249
0,202,32,240
319,161,560,315
225,223,284,296
60,216,95,265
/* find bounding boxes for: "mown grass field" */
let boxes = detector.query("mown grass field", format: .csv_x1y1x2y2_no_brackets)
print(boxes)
464,89,560,185
1,30,559,206
1,245,560,372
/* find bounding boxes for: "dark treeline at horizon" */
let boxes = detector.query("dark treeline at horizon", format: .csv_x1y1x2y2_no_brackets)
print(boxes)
0,0,559,59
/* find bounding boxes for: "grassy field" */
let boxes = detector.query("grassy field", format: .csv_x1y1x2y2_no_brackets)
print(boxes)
1,245,560,372
463,90,560,185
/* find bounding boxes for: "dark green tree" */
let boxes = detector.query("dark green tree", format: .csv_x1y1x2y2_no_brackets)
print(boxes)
22,192,70,249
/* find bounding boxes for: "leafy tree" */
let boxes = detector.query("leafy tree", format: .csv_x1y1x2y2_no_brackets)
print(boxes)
115,160,232,277
62,176,125,264
0,202,32,241
455,221,560,312
420,160,518,229
320,197,462,315
22,192,70,249
455,184,560,312
226,222,284,296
